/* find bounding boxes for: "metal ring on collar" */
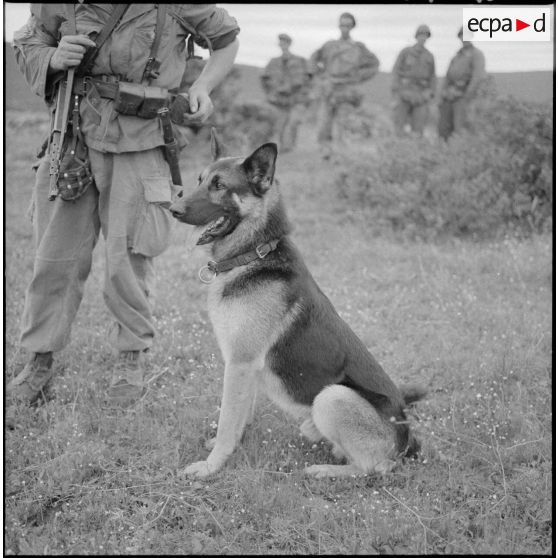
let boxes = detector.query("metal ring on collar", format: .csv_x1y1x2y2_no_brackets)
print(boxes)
198,262,217,284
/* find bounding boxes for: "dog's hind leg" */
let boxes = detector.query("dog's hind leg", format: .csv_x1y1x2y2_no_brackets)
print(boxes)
304,385,396,478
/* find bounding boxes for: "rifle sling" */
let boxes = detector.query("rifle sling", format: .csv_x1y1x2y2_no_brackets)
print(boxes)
78,4,130,76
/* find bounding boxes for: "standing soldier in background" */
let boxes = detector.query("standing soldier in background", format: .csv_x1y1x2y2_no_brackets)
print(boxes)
391,24,436,137
7,4,239,410
310,12,379,159
438,26,486,140
261,33,312,153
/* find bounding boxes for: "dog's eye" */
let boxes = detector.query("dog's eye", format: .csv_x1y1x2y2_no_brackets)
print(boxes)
215,182,226,191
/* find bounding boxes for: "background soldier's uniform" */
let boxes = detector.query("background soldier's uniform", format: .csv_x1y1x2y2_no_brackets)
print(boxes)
13,4,239,356
392,44,436,135
438,43,485,140
261,52,311,152
310,39,379,146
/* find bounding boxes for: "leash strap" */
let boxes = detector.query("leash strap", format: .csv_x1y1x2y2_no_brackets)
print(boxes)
209,238,282,274
77,4,130,76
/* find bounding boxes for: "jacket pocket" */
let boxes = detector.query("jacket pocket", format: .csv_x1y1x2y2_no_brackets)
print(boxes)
131,176,174,257
82,85,103,126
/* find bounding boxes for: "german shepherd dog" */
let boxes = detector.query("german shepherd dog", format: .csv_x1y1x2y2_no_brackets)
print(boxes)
169,130,426,479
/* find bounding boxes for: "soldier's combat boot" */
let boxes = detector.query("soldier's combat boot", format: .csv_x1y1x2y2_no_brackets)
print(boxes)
7,352,54,404
108,350,145,407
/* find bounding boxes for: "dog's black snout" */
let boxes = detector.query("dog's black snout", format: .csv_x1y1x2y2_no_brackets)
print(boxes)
169,201,185,218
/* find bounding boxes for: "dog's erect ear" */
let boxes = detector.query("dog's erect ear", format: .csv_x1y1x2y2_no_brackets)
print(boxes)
242,143,278,196
210,128,227,161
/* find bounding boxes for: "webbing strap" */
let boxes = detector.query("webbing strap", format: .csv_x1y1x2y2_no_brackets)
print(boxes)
168,9,214,57
142,4,168,83
65,3,77,34
77,4,130,76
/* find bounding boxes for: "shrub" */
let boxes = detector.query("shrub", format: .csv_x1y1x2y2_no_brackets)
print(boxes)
335,89,553,239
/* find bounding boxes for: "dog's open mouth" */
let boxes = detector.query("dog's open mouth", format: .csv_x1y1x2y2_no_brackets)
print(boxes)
196,214,238,245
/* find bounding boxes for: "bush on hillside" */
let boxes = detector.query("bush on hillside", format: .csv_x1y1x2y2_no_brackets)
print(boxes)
335,89,553,239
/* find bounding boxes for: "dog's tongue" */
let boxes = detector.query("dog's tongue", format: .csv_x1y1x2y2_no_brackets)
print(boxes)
196,216,228,245
196,229,219,245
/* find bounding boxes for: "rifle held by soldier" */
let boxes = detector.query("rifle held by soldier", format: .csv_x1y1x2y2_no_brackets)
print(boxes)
48,68,76,200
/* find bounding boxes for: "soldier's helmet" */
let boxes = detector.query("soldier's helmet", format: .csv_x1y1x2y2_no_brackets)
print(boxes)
278,33,292,44
415,24,431,38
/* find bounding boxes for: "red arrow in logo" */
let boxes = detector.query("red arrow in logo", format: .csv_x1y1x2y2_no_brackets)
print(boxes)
516,19,531,31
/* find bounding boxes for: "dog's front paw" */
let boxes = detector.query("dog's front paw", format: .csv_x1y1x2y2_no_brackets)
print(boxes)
182,460,218,479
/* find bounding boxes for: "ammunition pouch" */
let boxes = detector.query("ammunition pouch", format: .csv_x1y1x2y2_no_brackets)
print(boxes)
57,119,95,202
168,93,192,126
48,80,95,203
114,82,169,119
75,77,192,125
58,154,95,202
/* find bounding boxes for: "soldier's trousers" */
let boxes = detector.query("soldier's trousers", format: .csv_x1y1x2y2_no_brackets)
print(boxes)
393,99,430,136
438,98,469,140
273,103,306,152
20,147,176,354
316,99,354,145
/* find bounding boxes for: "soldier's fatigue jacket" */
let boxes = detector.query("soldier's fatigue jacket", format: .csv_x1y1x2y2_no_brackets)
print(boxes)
310,38,379,107
13,3,240,153
261,53,311,108
13,4,239,354
441,43,485,102
392,44,436,106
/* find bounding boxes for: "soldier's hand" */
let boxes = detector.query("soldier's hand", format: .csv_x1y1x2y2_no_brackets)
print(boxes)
50,35,97,72
184,85,214,124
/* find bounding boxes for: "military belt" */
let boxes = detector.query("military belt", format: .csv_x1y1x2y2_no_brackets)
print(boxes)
72,76,120,100
449,79,468,89
71,76,186,121
400,77,430,88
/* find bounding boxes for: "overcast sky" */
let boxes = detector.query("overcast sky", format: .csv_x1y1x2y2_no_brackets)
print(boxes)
3,3,555,75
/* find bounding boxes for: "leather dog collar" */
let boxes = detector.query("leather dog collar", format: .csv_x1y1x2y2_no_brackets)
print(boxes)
198,238,282,283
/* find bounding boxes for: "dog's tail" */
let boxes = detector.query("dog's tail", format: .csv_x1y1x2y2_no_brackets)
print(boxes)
399,384,428,406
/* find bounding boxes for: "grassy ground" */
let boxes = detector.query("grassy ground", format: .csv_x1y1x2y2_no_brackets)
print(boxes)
4,114,552,555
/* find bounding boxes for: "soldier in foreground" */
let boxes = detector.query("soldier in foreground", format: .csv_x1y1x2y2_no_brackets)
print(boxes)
310,12,379,159
438,26,486,140
7,4,239,409
261,33,312,153
391,24,436,136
